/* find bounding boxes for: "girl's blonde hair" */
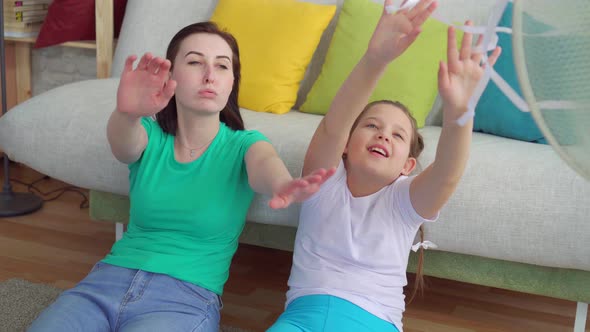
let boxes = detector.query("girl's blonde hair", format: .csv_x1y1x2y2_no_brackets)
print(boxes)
350,100,426,304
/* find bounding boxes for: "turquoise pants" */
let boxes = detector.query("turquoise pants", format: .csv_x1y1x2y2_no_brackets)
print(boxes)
267,294,400,332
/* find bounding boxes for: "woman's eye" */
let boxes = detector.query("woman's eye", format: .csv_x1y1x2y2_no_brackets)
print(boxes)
218,64,229,70
188,61,201,65
367,124,378,129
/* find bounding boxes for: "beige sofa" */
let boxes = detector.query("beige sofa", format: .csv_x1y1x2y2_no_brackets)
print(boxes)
0,0,588,330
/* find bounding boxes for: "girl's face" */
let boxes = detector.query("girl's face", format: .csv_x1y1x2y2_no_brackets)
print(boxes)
171,33,234,114
345,103,417,183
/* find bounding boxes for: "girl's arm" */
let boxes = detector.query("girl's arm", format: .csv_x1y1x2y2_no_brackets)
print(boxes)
302,0,437,176
410,24,501,219
245,141,335,209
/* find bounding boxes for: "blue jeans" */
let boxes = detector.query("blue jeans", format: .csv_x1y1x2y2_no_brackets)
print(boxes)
267,295,400,332
28,262,222,332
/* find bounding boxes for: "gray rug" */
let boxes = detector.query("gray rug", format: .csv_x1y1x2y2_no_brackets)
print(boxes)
0,279,251,332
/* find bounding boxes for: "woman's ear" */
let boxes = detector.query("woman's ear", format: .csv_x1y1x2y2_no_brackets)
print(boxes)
401,157,417,175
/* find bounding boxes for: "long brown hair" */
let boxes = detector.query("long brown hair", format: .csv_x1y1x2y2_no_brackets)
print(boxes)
156,21,244,133
350,100,427,304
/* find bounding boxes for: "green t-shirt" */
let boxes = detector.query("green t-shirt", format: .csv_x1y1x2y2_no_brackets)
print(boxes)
102,118,268,294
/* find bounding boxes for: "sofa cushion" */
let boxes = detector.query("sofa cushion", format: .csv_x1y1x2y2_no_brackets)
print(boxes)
210,0,336,114
0,78,128,194
243,111,590,272
415,127,590,272
111,0,219,77
0,79,588,272
299,0,450,127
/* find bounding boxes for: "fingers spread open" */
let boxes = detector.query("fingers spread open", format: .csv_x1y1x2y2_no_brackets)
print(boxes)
308,168,327,178
384,0,395,14
157,60,172,80
471,34,484,64
407,0,430,20
392,15,415,35
411,0,437,27
123,55,137,73
286,180,308,196
136,53,153,71
486,46,502,67
162,79,177,100
438,61,449,90
447,26,460,73
269,196,287,209
147,57,163,75
396,29,421,52
459,21,473,61
304,175,323,185
312,167,336,186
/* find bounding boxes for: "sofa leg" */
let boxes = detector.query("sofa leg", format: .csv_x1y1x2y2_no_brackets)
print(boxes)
574,302,588,332
115,222,124,241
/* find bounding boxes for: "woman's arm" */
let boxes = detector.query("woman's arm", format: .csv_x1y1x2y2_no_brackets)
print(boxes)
245,141,293,195
245,141,335,209
107,53,176,164
107,110,148,164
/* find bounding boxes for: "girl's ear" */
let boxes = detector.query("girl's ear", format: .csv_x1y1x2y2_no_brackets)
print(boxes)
401,157,417,176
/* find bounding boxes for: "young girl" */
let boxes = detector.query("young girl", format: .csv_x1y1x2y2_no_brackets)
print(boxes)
267,0,501,331
28,22,334,332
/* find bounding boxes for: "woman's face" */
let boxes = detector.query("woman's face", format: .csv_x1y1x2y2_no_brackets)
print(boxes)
171,33,234,114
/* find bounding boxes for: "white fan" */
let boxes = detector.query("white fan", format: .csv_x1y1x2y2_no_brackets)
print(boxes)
512,0,590,180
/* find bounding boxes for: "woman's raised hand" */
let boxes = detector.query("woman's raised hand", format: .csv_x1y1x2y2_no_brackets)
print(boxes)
116,53,177,117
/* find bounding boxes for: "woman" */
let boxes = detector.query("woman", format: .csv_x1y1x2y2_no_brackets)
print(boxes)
29,22,334,332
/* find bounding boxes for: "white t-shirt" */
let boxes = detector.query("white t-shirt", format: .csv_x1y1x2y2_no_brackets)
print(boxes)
287,161,438,331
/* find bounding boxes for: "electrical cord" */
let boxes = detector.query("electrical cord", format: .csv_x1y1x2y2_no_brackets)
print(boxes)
9,176,89,209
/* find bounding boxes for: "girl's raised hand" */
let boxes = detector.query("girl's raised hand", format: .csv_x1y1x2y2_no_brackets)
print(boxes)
116,53,177,117
438,21,502,120
367,0,437,66
269,167,337,209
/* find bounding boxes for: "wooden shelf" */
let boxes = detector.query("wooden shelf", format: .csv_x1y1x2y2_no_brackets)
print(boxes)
4,37,117,50
1,0,115,107
0,42,17,113
4,36,37,44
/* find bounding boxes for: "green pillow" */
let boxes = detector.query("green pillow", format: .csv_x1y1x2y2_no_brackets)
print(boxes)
300,0,450,127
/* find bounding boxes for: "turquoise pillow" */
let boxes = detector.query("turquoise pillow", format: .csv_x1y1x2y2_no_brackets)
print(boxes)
474,2,549,144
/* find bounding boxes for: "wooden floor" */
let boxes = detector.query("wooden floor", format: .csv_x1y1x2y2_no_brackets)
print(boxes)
1,162,588,332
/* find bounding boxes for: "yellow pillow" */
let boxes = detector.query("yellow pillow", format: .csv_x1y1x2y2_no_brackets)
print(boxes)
211,0,336,114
